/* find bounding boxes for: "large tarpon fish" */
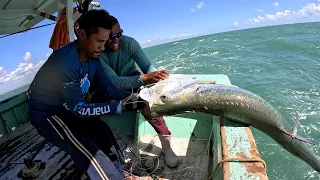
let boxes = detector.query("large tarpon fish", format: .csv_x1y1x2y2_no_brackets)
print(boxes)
138,74,320,173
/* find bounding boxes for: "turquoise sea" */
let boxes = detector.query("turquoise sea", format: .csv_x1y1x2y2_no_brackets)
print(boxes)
143,22,320,180
1,21,319,179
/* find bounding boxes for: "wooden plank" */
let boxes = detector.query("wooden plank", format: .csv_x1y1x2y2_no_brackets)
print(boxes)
0,93,26,113
219,119,268,180
0,121,138,180
196,80,216,84
137,135,211,180
0,115,7,137
1,109,19,133
210,117,223,179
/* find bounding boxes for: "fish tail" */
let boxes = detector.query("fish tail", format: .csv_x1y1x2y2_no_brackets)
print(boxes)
281,129,319,145
274,132,320,172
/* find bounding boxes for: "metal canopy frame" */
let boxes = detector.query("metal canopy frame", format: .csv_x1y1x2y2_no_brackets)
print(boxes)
0,0,98,41
0,0,59,35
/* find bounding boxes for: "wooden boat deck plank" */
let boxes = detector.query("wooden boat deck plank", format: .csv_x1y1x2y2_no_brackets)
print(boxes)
0,121,138,180
136,135,211,180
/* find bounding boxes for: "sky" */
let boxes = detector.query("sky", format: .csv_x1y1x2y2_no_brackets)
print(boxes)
0,0,320,94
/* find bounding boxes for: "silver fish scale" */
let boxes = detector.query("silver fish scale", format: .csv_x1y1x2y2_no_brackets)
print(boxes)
150,84,320,172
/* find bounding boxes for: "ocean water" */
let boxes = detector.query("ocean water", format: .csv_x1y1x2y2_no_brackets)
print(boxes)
143,22,320,180
0,22,319,179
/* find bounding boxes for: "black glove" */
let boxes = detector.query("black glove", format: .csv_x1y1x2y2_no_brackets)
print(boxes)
121,94,145,111
120,93,139,106
139,100,153,120
120,93,153,119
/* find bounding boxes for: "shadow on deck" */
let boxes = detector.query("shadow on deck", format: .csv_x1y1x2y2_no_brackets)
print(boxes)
0,121,89,180
0,121,212,180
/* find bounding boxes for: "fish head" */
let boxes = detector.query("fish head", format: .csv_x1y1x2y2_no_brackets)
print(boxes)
139,74,198,117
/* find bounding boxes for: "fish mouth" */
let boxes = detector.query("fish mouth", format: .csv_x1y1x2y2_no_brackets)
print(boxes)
139,74,198,103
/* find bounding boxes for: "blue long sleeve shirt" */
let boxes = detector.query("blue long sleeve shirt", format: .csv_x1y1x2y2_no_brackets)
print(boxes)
99,35,157,90
27,41,131,118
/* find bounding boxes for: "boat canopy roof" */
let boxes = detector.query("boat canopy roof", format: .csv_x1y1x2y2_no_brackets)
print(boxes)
0,0,99,41
0,0,59,35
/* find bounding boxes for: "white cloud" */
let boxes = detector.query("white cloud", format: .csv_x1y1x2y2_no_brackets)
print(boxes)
141,39,152,44
233,21,239,27
246,3,320,24
273,2,279,8
258,9,264,12
160,33,198,40
190,1,205,13
0,67,5,76
0,52,46,93
23,52,31,63
140,33,199,48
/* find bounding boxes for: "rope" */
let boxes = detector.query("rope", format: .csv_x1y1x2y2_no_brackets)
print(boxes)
0,23,55,39
207,158,267,180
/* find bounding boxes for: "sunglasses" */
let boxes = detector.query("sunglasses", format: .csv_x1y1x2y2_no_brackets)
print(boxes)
110,29,123,39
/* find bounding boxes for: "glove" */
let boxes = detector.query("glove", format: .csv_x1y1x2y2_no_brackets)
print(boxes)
139,101,152,120
121,93,145,111
120,93,140,105
120,93,153,119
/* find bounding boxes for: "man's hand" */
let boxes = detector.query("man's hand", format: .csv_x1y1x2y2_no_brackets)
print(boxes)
121,93,146,111
120,93,140,106
141,70,169,84
120,94,153,119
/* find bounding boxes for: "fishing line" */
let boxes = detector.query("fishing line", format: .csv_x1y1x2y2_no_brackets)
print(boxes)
123,101,146,104
124,156,199,179
122,87,135,106
116,83,207,178
119,131,210,179
113,130,159,178
115,130,203,179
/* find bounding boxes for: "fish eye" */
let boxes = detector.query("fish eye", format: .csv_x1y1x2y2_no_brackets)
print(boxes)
160,95,167,102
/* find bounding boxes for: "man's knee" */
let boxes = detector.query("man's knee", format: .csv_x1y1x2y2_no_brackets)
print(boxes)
87,150,125,180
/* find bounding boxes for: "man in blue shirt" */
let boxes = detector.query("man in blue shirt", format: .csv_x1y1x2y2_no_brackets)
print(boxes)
93,15,179,168
27,9,136,180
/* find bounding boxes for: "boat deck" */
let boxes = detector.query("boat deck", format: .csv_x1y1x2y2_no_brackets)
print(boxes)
0,121,212,180
0,121,90,180
0,74,269,180
136,135,212,180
